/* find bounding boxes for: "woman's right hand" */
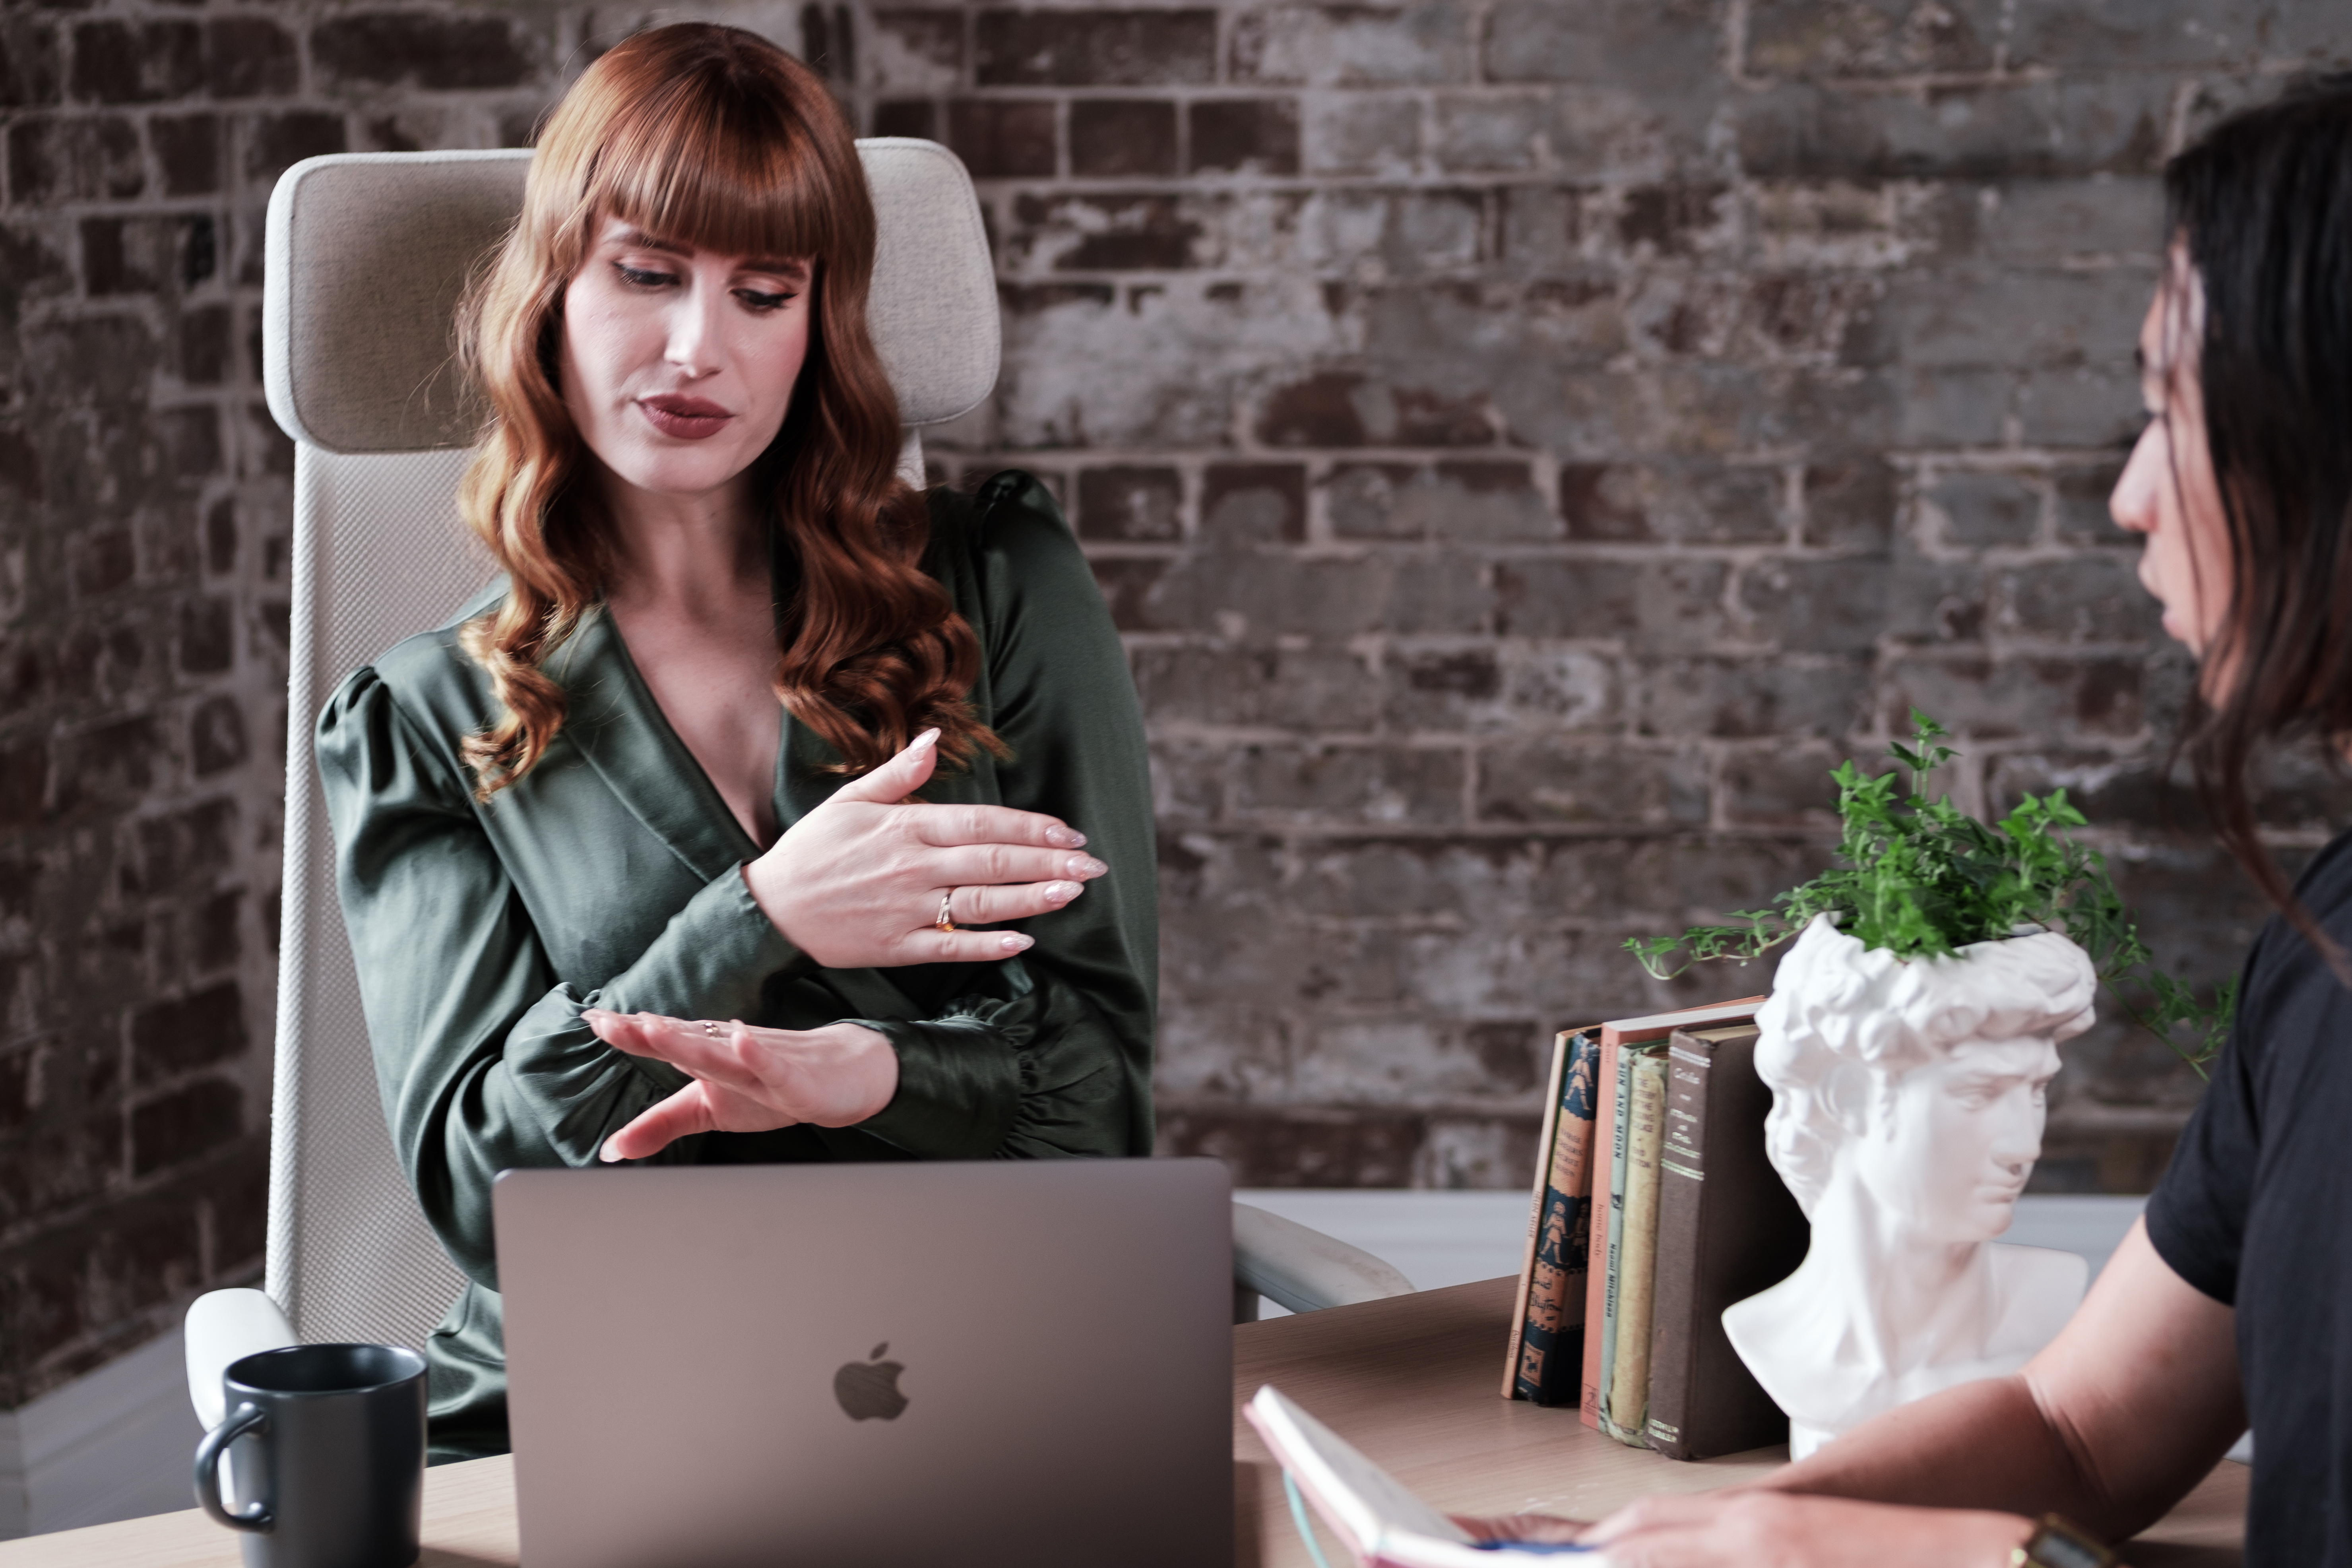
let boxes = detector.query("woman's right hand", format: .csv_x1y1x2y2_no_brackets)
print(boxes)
743,728,1105,969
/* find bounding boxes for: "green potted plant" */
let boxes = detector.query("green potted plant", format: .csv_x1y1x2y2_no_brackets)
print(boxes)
1627,711,2234,1076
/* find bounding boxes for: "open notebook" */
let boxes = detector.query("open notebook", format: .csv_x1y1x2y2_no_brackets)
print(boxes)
1246,1387,1601,1563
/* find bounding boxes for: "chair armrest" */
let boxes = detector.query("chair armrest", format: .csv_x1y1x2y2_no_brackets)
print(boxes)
1232,1202,1416,1317
186,1288,297,1428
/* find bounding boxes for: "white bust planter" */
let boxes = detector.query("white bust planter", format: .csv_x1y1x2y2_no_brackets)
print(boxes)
1723,914,2098,1459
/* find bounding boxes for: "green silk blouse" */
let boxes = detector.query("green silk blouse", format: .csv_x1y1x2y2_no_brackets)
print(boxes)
315,473,1158,1459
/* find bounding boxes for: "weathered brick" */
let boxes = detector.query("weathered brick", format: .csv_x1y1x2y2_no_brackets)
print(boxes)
1303,95,1420,177
1231,743,1465,828
1736,77,2170,180
2005,0,2335,70
1334,461,1555,543
1477,740,1707,828
1009,191,1196,268
204,18,300,100
150,112,219,197
1432,94,1547,172
1999,554,2161,644
1076,464,1181,541
1635,654,1873,738
1802,458,1897,548
1495,558,1731,644
54,715,159,814
130,980,245,1083
1745,0,2002,77
190,695,246,776
1201,463,1303,544
71,21,202,105
8,115,143,204
800,2,857,81
1189,99,1299,176
1486,0,1720,89
974,9,1216,87
312,14,535,90
1879,654,2146,740
871,99,935,140
0,22,61,110
1724,740,1850,828
240,110,347,184
947,99,1055,179
1231,4,1470,86
1072,100,1175,178
1257,368,1497,447
1924,469,2040,548
1133,643,1383,732
0,738,46,830
869,8,963,92
130,1076,240,1178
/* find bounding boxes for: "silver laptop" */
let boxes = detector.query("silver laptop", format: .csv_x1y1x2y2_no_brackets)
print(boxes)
493,1158,1234,1567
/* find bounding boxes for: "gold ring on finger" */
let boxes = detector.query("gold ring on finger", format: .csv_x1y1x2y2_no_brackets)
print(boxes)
936,890,958,933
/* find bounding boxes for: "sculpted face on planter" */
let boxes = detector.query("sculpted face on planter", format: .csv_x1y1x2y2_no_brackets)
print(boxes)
1725,915,2098,1459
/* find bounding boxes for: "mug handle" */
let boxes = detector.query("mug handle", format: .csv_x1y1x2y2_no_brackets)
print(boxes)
194,1402,272,1532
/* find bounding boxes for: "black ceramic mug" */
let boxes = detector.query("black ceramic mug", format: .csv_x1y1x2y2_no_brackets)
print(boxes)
194,1343,429,1568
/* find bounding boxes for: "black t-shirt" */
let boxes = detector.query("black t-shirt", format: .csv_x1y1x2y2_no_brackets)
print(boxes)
2147,827,2352,1568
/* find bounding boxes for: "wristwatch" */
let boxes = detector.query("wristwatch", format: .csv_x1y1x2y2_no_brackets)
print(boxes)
2010,1515,2116,1568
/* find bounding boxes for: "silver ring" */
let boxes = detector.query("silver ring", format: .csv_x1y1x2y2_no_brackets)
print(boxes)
936,890,957,933
700,1019,719,1038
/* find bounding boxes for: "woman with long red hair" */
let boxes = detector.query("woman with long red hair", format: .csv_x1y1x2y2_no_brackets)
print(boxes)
316,23,1155,1461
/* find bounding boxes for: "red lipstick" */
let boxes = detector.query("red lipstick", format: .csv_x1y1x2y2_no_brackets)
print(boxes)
638,395,733,441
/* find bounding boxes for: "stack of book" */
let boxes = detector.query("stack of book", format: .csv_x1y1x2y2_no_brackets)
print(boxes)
1498,997,1811,1461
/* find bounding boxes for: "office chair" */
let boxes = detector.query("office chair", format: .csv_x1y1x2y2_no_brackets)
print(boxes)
186,141,1409,1424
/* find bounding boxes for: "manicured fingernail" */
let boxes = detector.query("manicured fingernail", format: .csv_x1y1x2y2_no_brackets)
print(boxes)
911,728,939,750
583,1008,611,1023
1046,827,1086,848
1001,933,1033,952
599,1140,622,1163
1045,880,1081,904
1067,856,1107,878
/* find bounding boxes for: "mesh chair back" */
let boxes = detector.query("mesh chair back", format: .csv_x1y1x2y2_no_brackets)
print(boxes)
262,141,999,1349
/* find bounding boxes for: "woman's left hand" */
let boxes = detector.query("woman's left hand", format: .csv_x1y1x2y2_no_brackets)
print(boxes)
583,1008,898,1160
1456,1493,2034,1567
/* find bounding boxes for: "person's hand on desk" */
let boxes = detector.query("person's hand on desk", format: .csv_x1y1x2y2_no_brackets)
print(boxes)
585,1012,898,1159
1458,1494,2034,1565
743,727,1106,968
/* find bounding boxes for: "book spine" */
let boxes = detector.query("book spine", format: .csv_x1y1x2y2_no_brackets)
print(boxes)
1602,1051,1668,1446
1518,1031,1599,1405
1502,1032,1574,1399
1577,1031,1622,1428
1642,1035,1712,1459
1591,1042,1642,1434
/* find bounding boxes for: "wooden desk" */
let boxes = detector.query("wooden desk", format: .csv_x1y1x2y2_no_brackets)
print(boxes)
1,1277,2245,1567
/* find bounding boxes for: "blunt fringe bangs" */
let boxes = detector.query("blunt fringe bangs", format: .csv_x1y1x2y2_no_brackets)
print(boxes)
453,23,1000,799
2165,75,2352,953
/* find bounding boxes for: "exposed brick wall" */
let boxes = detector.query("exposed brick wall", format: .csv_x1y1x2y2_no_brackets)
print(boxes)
0,3,566,1407
882,2,2352,1190
4,2,2345,1402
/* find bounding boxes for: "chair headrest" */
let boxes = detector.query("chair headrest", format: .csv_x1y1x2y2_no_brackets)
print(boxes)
262,139,999,454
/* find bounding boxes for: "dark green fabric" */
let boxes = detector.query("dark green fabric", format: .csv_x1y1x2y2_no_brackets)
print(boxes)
314,475,1156,1460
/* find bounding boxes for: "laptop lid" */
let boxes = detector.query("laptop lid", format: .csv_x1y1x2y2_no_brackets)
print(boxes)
494,1158,1234,1568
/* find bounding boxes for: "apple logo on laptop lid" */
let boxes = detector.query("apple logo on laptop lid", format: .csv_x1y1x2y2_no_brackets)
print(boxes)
834,1343,909,1422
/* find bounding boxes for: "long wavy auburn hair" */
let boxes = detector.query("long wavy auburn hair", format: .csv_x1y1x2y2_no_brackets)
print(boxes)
455,22,999,797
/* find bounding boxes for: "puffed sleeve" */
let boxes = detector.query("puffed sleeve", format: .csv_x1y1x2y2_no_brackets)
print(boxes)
844,473,1158,1160
315,667,806,1285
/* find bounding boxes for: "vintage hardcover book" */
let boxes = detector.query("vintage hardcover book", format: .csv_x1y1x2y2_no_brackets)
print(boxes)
1499,1029,1576,1398
1511,1030,1599,1404
1602,1049,1669,1446
1577,996,1766,1430
1642,1023,1811,1461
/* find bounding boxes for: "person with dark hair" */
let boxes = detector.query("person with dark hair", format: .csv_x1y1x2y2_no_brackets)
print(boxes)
316,23,1155,1461
1456,77,2352,1568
